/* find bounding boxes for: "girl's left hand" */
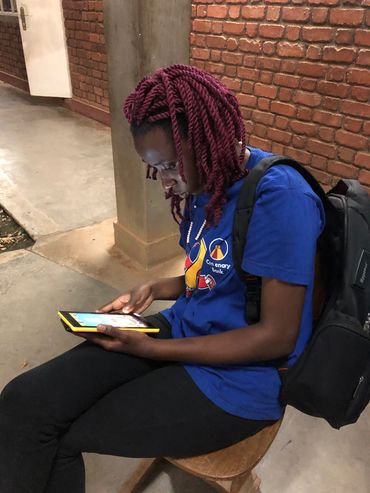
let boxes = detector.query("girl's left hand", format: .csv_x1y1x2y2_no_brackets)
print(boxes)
78,325,156,358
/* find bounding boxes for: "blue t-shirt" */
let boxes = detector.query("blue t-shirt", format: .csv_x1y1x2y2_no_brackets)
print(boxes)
161,147,325,420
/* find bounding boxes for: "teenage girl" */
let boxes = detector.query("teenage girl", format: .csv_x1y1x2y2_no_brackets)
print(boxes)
0,65,324,493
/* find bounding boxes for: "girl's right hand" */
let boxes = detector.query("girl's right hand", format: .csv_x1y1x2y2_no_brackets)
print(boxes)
97,282,155,314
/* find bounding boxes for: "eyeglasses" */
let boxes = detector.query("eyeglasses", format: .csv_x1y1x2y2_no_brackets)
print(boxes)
149,160,179,172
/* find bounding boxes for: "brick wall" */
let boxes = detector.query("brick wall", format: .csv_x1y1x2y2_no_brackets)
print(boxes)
0,20,28,84
62,0,109,113
190,1,370,191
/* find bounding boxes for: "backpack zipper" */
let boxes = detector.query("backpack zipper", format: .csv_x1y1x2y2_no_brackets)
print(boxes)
353,376,365,399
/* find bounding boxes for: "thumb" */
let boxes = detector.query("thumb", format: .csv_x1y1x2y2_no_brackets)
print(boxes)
96,325,121,337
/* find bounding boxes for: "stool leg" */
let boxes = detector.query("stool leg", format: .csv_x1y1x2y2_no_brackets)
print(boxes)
203,470,261,493
117,458,160,493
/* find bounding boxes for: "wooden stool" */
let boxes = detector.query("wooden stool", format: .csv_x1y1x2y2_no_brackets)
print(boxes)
118,419,282,493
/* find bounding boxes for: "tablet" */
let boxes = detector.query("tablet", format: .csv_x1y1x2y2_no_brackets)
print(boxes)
58,311,160,333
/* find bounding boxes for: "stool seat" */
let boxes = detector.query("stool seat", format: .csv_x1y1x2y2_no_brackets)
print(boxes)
118,419,282,493
166,418,282,481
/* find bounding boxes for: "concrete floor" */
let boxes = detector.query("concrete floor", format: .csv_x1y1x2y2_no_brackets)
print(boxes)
0,82,369,493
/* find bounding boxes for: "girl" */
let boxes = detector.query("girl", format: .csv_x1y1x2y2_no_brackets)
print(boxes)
0,65,324,493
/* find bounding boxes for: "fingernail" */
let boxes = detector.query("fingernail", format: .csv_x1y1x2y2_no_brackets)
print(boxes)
97,325,106,331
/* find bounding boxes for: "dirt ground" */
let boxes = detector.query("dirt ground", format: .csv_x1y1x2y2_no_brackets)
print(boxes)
0,207,34,253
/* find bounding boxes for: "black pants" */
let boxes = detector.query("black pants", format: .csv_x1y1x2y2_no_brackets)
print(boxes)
0,314,273,493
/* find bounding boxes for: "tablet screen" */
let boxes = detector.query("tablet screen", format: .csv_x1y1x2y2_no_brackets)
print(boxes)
69,313,147,328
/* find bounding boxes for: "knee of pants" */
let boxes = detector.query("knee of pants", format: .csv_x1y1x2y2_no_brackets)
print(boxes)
0,371,55,421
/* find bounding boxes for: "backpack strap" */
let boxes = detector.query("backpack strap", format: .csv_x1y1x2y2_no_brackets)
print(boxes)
233,155,331,325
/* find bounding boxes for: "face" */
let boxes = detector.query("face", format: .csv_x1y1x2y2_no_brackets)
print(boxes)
133,126,202,198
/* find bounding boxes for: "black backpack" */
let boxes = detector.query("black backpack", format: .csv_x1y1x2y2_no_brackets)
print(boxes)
233,155,370,429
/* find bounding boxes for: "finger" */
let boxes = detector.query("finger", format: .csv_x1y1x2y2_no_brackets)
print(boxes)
97,325,123,339
76,332,106,345
98,294,131,313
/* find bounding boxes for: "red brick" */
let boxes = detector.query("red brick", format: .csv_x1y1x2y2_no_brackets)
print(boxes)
355,152,370,169
296,62,327,78
279,87,293,102
364,122,370,137
335,29,354,45
241,6,266,20
248,136,272,152
259,24,285,39
206,35,227,49
293,135,308,149
275,116,290,129
268,128,293,144
317,81,350,97
306,46,322,60
223,22,245,35
221,52,243,65
193,19,212,33
211,50,221,62
266,6,281,21
355,30,370,47
338,147,356,163
211,21,223,34
293,91,322,107
237,67,259,80
359,169,370,186
271,143,285,155
310,154,328,170
297,107,312,120
271,101,297,117
328,161,358,179
282,7,311,22
254,123,268,138
341,100,370,118
335,130,368,150
308,0,339,4
221,76,241,91
257,57,281,70
191,33,207,47
245,23,259,38
243,55,257,67
229,5,241,19
191,47,210,60
323,47,357,63
239,39,262,54
261,72,274,84
257,98,271,111
225,65,237,77
311,7,328,24
326,66,346,82
274,73,300,88
301,78,317,91
262,42,277,56
344,117,363,133
241,80,254,93
330,9,364,26
322,97,340,112
254,83,278,99
347,69,370,87
277,42,305,58
227,38,239,51
196,5,207,17
286,147,312,165
286,26,301,41
291,120,318,136
319,126,335,142
253,110,275,125
205,62,225,74
349,89,368,110
307,140,337,158
302,27,333,42
207,5,228,18
237,93,258,108
358,50,370,66
308,167,331,186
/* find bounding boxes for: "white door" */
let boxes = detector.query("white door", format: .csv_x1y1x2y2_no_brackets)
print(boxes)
18,0,72,97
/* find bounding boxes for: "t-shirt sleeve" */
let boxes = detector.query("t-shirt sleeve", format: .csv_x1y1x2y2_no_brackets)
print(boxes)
241,168,324,285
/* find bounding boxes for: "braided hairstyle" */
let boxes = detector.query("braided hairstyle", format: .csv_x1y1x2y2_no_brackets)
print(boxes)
123,64,246,225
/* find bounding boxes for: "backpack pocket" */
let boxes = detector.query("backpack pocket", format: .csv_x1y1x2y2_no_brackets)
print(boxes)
280,310,370,429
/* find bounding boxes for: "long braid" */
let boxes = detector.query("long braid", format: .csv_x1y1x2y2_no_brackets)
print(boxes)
123,64,246,225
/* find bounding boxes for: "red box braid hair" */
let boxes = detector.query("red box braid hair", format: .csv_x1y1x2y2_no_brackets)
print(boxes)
123,64,247,225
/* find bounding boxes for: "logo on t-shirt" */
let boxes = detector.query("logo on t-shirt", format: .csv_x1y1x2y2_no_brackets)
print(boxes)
209,238,228,260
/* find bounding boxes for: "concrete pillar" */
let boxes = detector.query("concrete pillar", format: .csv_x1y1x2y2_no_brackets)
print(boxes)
103,0,191,269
